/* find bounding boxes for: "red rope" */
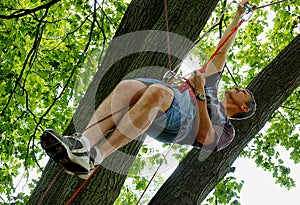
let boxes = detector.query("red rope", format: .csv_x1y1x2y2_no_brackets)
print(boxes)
199,19,245,73
38,169,62,205
38,153,104,204
65,164,102,205
177,19,244,95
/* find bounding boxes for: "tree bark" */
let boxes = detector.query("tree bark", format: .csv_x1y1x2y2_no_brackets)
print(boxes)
28,0,219,204
149,34,300,205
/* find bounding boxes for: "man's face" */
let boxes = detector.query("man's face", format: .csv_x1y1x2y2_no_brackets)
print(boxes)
225,87,252,108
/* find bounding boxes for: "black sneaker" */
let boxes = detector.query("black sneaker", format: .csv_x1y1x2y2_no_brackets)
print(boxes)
40,129,90,175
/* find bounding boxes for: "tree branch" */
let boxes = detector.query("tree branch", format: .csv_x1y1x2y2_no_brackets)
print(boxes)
97,1,117,30
0,195,6,204
280,105,300,112
95,17,108,67
0,0,61,19
84,0,97,54
42,14,92,52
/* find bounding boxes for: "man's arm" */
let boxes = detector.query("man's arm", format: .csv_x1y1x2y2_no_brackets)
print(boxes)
205,1,247,77
188,72,216,145
195,88,216,145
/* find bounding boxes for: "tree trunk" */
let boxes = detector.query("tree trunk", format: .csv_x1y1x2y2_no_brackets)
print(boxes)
149,34,300,205
28,0,219,204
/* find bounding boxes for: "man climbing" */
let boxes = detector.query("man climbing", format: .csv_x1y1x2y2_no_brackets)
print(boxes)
41,0,256,179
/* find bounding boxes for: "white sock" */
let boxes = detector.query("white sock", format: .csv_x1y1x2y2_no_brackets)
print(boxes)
93,147,103,165
80,135,91,151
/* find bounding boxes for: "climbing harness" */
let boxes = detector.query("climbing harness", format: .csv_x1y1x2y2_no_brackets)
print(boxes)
39,0,290,204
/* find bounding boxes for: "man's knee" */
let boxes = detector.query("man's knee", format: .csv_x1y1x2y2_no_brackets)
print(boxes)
117,79,143,89
114,80,147,94
113,80,147,105
144,84,174,111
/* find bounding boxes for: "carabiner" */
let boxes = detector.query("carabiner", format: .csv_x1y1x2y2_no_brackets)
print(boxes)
241,9,254,21
244,3,252,14
233,1,254,21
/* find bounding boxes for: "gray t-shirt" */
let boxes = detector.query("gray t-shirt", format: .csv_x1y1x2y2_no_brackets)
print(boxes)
192,73,235,151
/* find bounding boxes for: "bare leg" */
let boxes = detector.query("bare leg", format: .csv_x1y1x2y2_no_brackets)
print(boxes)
97,84,175,159
82,80,147,147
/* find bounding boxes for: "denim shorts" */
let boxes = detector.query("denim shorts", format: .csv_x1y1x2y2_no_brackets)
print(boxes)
135,78,198,145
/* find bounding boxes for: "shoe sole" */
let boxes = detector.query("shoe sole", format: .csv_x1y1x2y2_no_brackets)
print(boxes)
40,129,90,175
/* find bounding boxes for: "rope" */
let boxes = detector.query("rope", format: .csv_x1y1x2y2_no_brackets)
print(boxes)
176,18,245,94
66,164,102,205
164,0,172,71
83,106,129,132
252,0,289,11
135,144,174,205
200,19,245,73
224,63,239,87
169,1,248,88
195,0,237,45
173,0,290,87
38,169,62,205
169,0,238,76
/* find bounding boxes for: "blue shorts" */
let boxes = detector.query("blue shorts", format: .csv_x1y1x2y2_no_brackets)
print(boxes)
135,78,198,145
